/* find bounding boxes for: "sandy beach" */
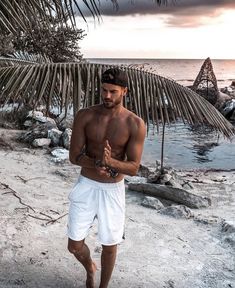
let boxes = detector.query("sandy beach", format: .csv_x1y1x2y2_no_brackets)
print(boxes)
0,127,235,288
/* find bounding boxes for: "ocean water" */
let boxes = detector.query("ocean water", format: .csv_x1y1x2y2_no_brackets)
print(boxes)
89,58,235,88
90,58,235,170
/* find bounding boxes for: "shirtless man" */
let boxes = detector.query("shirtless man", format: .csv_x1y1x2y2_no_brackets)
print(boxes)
67,68,146,288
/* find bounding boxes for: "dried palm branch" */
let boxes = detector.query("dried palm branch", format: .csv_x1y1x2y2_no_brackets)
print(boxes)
0,1,171,35
0,52,51,67
0,61,234,138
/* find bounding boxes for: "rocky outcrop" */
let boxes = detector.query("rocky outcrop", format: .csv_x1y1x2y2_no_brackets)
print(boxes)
19,110,73,150
159,205,193,219
141,196,164,210
220,99,235,120
128,182,210,209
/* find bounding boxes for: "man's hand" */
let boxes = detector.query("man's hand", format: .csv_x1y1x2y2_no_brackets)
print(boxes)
103,140,112,166
94,158,110,177
96,166,110,177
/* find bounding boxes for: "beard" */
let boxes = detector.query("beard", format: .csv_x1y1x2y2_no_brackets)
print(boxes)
103,98,122,109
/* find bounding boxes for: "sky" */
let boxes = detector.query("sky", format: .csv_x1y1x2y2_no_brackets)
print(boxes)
76,0,235,59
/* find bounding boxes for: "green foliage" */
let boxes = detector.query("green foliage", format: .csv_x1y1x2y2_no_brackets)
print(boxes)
0,33,15,56
13,24,86,63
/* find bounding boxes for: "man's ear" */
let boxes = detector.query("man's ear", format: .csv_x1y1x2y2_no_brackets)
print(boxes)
123,87,128,96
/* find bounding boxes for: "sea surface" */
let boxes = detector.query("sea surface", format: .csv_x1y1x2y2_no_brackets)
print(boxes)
90,58,235,170
89,58,235,89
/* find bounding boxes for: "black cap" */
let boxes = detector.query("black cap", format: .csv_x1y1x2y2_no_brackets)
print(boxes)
101,68,128,88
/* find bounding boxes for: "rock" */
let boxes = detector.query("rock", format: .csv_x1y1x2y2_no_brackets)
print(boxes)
220,86,235,97
147,171,162,183
32,138,51,148
48,128,62,147
221,220,235,246
27,110,44,119
159,205,193,219
182,181,194,190
125,176,147,183
57,115,74,131
61,128,72,149
128,182,211,208
231,110,235,121
222,220,235,233
161,173,172,184
231,80,235,87
215,91,232,110
220,99,235,117
23,120,33,128
141,196,164,210
27,110,57,125
166,179,183,189
137,164,155,178
19,122,57,144
194,215,221,225
51,148,69,163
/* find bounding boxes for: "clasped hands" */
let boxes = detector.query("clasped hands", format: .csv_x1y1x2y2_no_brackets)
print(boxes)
95,140,116,177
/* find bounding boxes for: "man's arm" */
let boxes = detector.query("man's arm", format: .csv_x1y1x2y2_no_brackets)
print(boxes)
104,118,146,176
69,109,95,168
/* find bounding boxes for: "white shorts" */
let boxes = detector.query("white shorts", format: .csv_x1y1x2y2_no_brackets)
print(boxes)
67,175,125,246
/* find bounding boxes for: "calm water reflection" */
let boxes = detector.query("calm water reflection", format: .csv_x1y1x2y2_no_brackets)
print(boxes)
143,122,235,170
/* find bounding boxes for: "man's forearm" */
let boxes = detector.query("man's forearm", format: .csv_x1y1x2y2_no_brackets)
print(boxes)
108,157,139,177
70,153,95,169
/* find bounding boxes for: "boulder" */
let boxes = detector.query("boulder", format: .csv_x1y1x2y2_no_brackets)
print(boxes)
57,115,74,131
128,182,211,209
221,220,235,246
220,99,235,118
32,138,51,148
230,110,235,121
27,110,57,126
48,128,62,147
62,128,72,149
159,205,193,219
141,196,164,210
27,110,44,119
23,119,33,128
215,91,232,110
19,122,57,144
51,148,69,163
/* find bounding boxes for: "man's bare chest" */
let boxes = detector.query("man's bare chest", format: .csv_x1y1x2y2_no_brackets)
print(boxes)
85,117,130,147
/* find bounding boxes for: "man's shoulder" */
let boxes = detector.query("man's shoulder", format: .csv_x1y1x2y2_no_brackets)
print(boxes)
125,109,145,126
76,105,101,118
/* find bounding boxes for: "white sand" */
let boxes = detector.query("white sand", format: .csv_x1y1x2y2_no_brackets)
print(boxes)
0,128,234,288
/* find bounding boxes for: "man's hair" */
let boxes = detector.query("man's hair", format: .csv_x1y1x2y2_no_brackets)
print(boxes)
101,68,128,88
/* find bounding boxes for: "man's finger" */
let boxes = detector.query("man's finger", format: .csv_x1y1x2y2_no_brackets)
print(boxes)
105,140,111,150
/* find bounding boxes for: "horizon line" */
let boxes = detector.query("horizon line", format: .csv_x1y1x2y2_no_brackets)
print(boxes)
86,57,235,61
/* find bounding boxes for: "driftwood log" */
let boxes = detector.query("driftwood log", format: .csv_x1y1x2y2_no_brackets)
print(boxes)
128,183,210,209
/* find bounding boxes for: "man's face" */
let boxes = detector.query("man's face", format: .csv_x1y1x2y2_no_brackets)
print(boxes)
101,83,127,109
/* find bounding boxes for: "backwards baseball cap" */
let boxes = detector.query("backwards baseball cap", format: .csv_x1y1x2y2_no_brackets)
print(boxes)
101,68,128,88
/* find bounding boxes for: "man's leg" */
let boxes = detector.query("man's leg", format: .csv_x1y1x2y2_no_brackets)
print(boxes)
99,244,117,288
68,238,97,288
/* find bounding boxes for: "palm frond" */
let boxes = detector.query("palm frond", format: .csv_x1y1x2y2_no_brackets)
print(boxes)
0,52,51,67
0,62,234,138
0,1,172,35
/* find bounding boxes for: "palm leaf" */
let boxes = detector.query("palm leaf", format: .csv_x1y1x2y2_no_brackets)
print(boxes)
0,1,170,35
0,52,51,67
0,61,234,138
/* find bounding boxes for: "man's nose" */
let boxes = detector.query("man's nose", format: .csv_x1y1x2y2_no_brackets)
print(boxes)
105,92,111,98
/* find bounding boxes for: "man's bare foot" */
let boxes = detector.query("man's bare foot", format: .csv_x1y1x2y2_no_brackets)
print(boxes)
86,262,97,288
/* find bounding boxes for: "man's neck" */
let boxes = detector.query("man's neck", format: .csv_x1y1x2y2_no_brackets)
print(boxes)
102,104,123,116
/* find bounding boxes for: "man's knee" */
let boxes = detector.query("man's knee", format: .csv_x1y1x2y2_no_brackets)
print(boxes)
102,244,117,255
68,238,84,254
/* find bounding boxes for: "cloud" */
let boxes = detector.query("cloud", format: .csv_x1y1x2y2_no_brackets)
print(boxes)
76,0,235,27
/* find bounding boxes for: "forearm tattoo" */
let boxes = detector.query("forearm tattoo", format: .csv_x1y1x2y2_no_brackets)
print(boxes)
75,148,86,164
